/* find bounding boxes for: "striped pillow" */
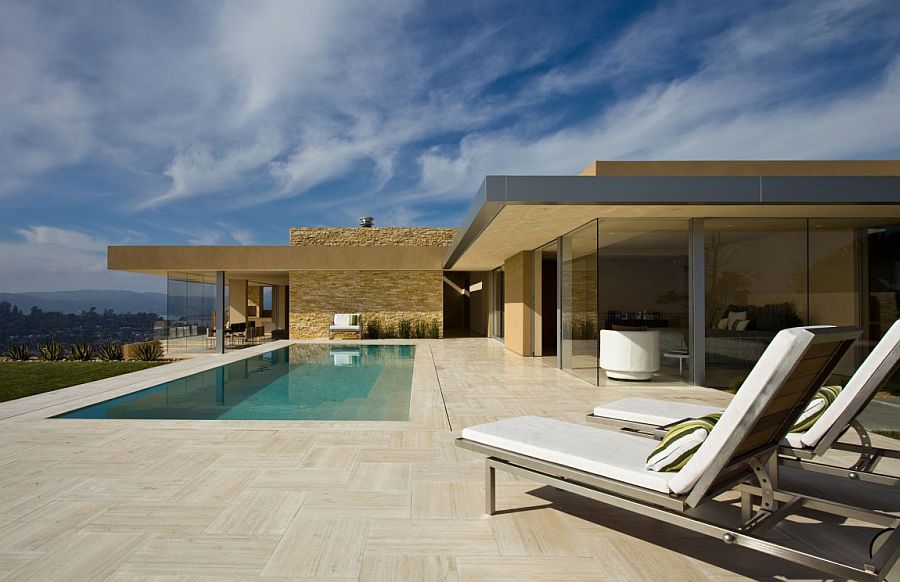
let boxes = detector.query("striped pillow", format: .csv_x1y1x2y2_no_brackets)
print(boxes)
791,385,842,433
646,413,722,472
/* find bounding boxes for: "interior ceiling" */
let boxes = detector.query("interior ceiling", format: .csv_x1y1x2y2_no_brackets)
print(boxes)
447,204,900,271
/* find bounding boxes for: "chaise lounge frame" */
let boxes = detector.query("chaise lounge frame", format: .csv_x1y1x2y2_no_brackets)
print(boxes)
588,320,900,487
456,326,900,580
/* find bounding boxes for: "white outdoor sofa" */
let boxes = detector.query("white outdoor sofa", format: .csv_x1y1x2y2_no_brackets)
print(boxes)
456,326,900,580
590,319,900,487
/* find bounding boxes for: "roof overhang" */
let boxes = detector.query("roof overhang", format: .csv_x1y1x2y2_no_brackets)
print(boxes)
109,245,446,280
443,173,900,271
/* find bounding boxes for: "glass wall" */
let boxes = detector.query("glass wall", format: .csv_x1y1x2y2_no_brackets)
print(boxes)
704,218,900,388
560,220,598,384
704,219,807,388
164,272,222,355
598,220,689,381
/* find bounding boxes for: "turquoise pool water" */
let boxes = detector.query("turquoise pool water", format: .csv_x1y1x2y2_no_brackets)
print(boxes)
56,344,415,420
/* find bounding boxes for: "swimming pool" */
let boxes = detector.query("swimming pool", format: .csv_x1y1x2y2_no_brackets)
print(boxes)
56,344,415,421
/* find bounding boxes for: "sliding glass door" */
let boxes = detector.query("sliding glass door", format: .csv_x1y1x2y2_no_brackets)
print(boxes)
560,220,599,384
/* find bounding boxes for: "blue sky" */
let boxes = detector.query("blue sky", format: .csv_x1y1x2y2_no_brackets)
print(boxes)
1,0,899,293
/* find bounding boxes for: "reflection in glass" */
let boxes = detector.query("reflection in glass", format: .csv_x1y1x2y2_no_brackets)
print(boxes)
560,220,598,384
704,219,808,388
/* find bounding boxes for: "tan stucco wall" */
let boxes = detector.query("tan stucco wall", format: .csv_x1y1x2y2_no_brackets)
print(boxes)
228,278,247,324
503,251,533,356
289,270,444,339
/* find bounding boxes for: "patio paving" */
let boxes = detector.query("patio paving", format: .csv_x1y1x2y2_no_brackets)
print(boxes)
0,338,897,580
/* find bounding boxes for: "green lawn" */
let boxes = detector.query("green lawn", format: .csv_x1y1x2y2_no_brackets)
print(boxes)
0,361,167,403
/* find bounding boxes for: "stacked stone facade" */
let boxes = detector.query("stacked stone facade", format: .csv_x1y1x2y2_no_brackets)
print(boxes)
288,227,456,339
290,227,456,247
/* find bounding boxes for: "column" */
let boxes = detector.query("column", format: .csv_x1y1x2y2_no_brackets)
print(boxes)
215,271,225,354
689,219,705,386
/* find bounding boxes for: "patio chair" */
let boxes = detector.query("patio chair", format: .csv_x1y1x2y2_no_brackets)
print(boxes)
457,326,900,580
329,313,361,339
589,319,900,487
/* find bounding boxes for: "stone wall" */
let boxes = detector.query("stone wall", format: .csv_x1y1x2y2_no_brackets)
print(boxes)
289,270,444,339
287,226,454,339
290,227,457,247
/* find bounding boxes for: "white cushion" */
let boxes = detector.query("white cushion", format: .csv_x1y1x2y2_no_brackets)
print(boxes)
329,325,360,331
461,416,676,493
593,397,721,427
668,328,812,494
334,314,351,326
716,318,729,330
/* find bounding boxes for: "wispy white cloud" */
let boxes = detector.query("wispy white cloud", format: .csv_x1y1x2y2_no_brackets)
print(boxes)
0,226,161,292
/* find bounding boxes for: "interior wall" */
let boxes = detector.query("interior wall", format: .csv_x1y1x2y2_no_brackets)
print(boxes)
442,271,489,336
467,272,490,336
598,257,688,313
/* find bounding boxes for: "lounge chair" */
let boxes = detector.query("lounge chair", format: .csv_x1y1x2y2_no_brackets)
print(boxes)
590,319,900,487
329,313,361,339
457,326,900,580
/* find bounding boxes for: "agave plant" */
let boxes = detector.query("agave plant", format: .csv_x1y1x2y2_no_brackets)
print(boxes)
3,344,31,361
97,342,124,361
131,341,163,361
70,342,94,361
39,340,64,361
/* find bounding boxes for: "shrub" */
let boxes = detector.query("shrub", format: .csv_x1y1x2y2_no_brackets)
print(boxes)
4,344,31,361
381,324,397,339
427,319,440,339
70,342,94,361
413,320,427,339
365,318,381,339
398,319,412,339
38,340,64,361
98,343,124,361
131,340,163,361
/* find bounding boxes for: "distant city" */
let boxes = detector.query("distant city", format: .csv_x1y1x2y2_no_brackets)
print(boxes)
0,290,166,350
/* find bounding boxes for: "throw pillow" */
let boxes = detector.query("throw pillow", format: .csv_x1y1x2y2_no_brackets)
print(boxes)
715,318,729,330
791,385,842,433
727,310,748,329
734,320,750,331
349,314,359,326
646,413,722,472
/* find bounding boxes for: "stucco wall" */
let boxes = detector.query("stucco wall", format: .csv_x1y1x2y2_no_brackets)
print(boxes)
289,270,444,339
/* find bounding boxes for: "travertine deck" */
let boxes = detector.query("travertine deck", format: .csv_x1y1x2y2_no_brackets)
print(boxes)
0,338,896,580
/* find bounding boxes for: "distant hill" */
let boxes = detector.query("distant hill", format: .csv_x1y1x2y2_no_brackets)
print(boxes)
0,290,167,315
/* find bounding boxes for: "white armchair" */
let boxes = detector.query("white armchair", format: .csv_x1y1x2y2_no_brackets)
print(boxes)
329,313,361,339
599,329,660,381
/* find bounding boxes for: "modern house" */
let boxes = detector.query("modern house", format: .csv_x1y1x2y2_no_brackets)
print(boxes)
109,160,900,388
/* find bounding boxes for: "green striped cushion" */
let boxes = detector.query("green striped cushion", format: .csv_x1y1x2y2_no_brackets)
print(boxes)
790,385,842,433
646,413,722,472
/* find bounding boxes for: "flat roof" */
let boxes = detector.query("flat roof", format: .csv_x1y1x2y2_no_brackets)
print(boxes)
444,161,900,270
109,245,446,279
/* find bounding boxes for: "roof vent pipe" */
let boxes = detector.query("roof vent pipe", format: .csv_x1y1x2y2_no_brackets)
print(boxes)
359,216,374,228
